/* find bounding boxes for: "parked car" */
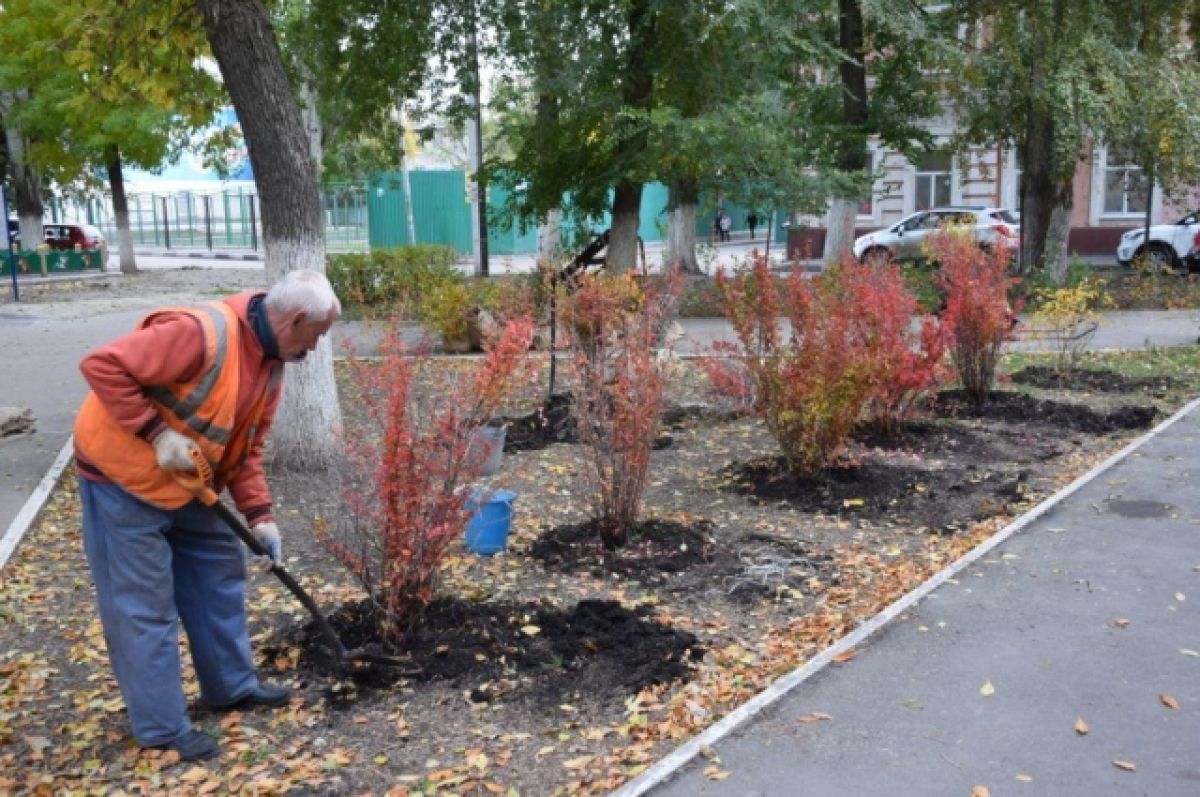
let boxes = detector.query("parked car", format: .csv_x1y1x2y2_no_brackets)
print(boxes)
853,206,1020,264
1117,211,1200,274
42,223,109,266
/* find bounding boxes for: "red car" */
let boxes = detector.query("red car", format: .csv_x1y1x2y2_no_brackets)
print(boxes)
43,223,109,265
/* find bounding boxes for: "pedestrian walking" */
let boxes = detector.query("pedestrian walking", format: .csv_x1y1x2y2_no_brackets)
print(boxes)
747,212,759,240
73,270,340,761
719,211,732,242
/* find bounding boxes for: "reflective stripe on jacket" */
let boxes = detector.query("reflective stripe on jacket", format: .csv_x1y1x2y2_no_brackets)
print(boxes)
75,301,261,509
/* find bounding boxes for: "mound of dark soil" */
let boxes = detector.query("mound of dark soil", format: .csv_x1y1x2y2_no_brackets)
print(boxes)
503,393,578,452
722,447,1030,533
530,518,717,582
935,389,1157,433
278,598,703,699
1009,365,1176,394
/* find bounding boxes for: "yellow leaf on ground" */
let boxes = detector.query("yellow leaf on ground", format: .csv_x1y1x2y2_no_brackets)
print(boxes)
1015,774,1033,783
1074,717,1089,735
563,755,594,770
703,764,730,781
1160,694,1179,710
1113,760,1136,772
980,681,995,696
832,649,859,664
179,766,209,783
971,787,990,797
520,625,541,636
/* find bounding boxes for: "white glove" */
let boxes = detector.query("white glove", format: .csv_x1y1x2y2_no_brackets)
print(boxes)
250,522,282,572
153,429,200,471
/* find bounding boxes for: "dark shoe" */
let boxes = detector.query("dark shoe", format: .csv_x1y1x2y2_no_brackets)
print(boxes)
153,729,219,761
214,682,292,711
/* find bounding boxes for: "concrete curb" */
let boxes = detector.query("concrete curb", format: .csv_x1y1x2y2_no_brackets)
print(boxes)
610,394,1200,797
127,249,263,261
0,435,75,572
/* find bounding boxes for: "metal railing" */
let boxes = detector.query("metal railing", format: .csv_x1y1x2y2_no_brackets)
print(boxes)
46,184,370,254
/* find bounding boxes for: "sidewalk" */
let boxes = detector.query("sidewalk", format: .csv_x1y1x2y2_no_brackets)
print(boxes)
636,403,1200,796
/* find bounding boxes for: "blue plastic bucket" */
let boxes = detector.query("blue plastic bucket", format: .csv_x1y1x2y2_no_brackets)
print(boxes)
464,489,517,555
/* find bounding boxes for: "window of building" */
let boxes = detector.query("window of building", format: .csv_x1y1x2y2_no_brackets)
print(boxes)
1103,147,1148,215
915,151,952,211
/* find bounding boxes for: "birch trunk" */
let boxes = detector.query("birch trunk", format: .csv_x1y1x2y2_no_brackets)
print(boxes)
196,0,341,471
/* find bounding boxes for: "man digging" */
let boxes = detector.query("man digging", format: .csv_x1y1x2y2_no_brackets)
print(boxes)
72,270,339,761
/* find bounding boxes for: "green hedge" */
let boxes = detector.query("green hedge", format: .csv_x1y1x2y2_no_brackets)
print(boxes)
327,245,461,312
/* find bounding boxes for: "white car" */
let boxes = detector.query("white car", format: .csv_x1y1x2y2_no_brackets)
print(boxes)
1116,211,1200,273
853,206,1019,264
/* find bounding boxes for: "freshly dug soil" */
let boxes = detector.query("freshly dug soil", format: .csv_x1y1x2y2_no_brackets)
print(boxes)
1009,365,1177,394
0,356,1178,796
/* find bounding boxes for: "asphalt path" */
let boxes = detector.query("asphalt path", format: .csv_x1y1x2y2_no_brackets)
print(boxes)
651,401,1200,797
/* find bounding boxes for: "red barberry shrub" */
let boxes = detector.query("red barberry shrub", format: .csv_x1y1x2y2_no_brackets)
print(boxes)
708,253,938,475
850,257,947,435
560,270,682,550
323,317,535,644
926,231,1020,407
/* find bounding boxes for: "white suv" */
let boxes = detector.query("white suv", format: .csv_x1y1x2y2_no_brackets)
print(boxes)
853,206,1019,264
1116,212,1200,274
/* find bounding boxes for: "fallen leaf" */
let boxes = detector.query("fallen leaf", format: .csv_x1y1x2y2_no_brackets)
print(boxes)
843,498,864,508
971,787,990,797
703,764,730,781
980,681,995,697
563,755,594,770
1160,694,1179,710
1112,618,1130,629
1176,592,1186,602
1015,774,1033,783
796,712,833,723
1074,717,1089,735
699,744,718,760
179,767,209,783
1181,649,1199,657
832,649,859,664
1112,760,1136,772
520,625,541,636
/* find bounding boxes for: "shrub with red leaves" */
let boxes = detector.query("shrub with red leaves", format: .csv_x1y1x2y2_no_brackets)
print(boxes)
926,231,1020,407
560,271,682,550
323,317,535,644
704,253,941,475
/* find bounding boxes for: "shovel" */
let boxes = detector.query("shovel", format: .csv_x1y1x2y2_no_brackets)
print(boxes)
175,449,418,672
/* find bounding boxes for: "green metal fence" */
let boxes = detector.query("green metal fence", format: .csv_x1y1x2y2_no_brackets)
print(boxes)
49,183,370,253
43,173,782,258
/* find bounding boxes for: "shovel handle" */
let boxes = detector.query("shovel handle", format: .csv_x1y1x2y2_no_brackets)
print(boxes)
170,447,353,661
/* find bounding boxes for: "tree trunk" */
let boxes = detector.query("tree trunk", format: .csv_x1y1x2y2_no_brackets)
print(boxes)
608,181,643,273
1045,201,1073,282
1,98,44,251
822,198,858,265
823,0,869,263
666,177,700,274
536,207,561,265
607,0,655,275
196,0,341,471
1018,104,1075,276
106,145,137,274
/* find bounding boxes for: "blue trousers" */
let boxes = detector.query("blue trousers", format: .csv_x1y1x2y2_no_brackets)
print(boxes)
78,477,258,746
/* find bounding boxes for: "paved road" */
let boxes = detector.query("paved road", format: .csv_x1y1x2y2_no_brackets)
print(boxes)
652,401,1200,796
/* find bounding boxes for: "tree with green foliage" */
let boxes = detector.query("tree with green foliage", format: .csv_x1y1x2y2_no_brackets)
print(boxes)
0,0,226,273
946,1,1200,281
194,0,343,470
